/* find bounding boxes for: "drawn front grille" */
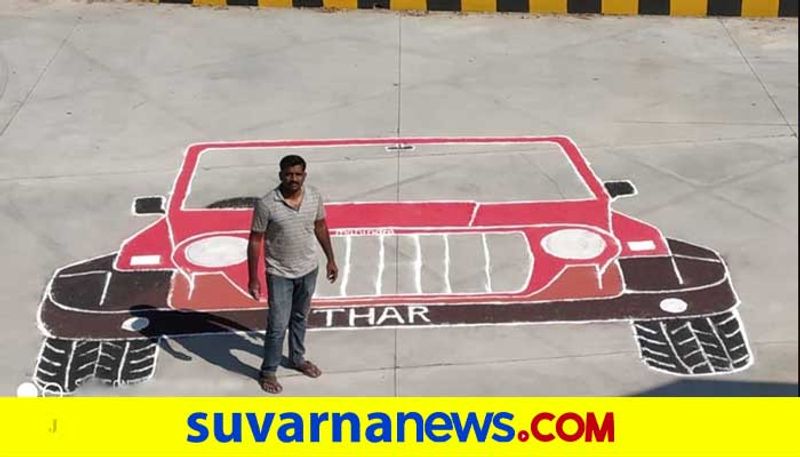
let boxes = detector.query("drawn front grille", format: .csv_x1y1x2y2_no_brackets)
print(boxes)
314,232,532,298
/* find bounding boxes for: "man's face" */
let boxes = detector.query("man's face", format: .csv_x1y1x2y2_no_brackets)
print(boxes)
279,165,306,192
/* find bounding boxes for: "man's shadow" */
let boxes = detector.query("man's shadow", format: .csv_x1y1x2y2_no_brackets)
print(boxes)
132,305,299,381
160,332,264,381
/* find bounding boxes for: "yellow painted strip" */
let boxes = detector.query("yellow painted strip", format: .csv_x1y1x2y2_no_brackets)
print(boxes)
462,0,496,12
391,0,426,10
602,0,637,15
530,0,566,14
741,0,779,17
323,0,358,8
193,0,226,5
670,0,707,16
3,398,800,456
259,0,292,7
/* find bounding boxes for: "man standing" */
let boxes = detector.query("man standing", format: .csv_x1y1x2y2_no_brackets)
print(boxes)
247,154,338,394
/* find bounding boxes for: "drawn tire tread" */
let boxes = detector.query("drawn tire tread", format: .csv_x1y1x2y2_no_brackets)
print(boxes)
94,339,159,387
34,338,100,393
633,311,751,375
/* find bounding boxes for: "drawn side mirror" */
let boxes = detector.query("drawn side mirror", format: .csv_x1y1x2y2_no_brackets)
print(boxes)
603,180,637,200
133,196,166,215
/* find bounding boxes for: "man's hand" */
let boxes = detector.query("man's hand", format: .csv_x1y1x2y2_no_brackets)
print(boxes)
326,260,338,283
315,219,338,283
247,231,265,300
248,279,261,300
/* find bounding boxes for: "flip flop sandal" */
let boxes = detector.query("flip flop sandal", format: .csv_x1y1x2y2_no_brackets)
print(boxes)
259,374,283,394
294,361,322,378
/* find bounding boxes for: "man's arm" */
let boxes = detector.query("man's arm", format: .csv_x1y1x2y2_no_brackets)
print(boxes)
248,198,269,300
314,218,338,283
247,231,264,300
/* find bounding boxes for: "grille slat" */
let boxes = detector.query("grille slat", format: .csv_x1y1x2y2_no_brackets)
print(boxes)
314,232,531,298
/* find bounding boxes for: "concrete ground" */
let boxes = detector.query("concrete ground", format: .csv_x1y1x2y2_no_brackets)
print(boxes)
0,0,796,396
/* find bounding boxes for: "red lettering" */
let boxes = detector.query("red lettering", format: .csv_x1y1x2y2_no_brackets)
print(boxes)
531,412,614,443
531,412,555,442
585,412,614,442
555,412,584,442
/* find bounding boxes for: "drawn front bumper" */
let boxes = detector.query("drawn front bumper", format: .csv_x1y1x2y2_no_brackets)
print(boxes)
38,238,737,340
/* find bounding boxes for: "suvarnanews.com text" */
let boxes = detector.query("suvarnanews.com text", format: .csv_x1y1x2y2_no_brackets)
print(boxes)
187,410,615,444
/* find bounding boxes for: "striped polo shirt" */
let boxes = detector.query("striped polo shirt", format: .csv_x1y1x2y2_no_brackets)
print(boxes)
250,185,326,278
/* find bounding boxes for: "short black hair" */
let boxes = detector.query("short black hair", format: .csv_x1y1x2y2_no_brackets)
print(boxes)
279,154,306,171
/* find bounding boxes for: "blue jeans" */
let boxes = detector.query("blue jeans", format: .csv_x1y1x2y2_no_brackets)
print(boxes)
260,268,318,376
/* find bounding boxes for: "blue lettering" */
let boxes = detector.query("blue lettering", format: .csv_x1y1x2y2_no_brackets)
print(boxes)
397,412,424,442
451,412,493,442
277,413,304,442
332,412,360,443
424,412,453,443
213,413,241,443
310,412,329,442
186,412,208,443
365,413,392,443
246,412,275,442
491,412,515,442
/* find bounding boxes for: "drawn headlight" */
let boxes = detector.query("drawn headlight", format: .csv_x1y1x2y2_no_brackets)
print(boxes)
541,229,606,260
185,236,248,268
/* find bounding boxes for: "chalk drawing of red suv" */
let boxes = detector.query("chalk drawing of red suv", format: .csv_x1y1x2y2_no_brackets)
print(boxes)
34,136,752,394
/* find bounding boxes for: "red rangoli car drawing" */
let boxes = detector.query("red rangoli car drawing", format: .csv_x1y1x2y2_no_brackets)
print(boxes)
34,136,753,394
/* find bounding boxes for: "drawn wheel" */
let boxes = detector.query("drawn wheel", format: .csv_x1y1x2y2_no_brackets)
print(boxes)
632,311,752,375
94,339,159,387
34,338,159,394
206,196,258,209
34,338,100,394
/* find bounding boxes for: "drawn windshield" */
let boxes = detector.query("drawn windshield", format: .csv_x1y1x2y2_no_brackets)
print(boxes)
184,142,594,209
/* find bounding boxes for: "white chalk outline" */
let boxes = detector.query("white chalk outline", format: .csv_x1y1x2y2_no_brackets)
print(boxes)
670,256,686,285
35,307,751,391
602,179,639,201
376,233,385,296
468,204,480,226
540,228,608,260
315,231,533,299
413,234,423,294
39,229,733,320
33,136,752,383
481,233,492,293
176,138,598,212
629,309,754,377
340,235,352,297
113,216,174,273
167,230,250,298
113,137,653,292
59,270,108,279
443,235,452,294
316,230,535,300
45,227,730,318
184,235,248,269
98,272,111,307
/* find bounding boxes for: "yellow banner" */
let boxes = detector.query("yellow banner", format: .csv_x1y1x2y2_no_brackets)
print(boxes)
1,398,797,456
